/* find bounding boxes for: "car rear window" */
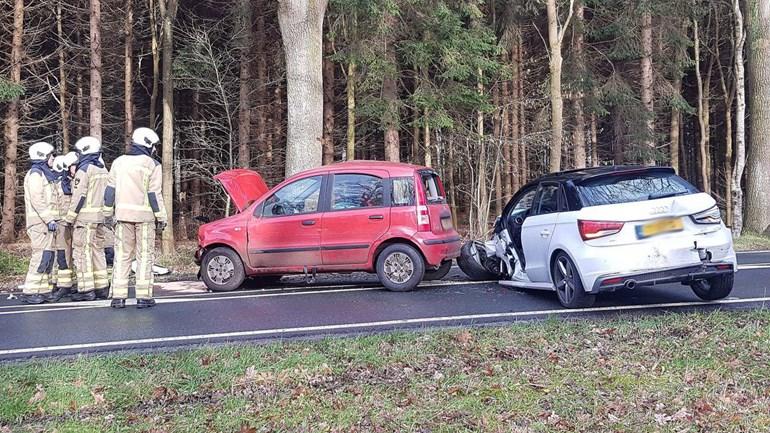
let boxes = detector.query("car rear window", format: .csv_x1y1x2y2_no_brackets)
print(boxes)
577,171,698,207
392,177,415,206
420,172,446,204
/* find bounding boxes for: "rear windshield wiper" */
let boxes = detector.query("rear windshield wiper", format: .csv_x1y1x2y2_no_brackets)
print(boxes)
648,191,688,200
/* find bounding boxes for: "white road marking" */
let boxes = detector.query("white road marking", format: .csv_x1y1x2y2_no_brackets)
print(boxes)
0,280,495,315
737,264,770,270
2,296,769,356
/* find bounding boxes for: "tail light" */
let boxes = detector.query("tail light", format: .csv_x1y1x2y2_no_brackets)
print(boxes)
578,220,624,241
691,206,722,224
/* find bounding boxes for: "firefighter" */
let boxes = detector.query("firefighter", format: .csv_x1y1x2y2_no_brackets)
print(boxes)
104,127,167,309
21,142,59,304
63,136,110,301
50,152,79,301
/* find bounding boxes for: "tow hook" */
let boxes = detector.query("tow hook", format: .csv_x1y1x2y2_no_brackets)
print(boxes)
693,241,713,263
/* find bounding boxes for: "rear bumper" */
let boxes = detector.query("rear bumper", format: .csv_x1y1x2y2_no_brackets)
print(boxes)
592,262,735,292
415,233,462,266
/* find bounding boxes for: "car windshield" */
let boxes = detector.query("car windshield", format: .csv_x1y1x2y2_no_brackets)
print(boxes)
577,171,698,207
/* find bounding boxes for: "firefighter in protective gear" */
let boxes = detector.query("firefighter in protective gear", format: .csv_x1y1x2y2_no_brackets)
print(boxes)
104,127,167,309
64,136,110,301
50,152,79,301
98,155,116,282
21,142,59,304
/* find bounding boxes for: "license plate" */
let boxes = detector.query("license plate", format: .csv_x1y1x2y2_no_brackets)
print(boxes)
636,218,684,239
441,217,453,230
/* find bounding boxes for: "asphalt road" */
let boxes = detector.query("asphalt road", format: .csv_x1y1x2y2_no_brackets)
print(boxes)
2,251,770,361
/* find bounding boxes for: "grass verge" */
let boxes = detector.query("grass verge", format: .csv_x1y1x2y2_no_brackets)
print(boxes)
1,310,769,432
733,231,770,252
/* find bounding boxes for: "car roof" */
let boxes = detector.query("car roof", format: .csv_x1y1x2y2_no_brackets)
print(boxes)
536,165,675,184
291,160,432,179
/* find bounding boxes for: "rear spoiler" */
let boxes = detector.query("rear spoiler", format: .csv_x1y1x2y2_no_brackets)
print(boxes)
574,166,676,185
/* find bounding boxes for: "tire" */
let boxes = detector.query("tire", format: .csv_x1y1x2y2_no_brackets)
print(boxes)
201,247,246,292
457,242,499,281
691,273,734,301
376,243,425,292
551,252,596,308
424,260,452,281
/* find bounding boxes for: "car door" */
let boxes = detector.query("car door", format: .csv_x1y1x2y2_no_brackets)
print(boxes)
320,171,389,265
520,182,561,282
247,175,326,269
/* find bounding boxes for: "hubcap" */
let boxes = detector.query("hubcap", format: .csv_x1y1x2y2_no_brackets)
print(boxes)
555,256,576,303
207,255,234,285
383,252,414,284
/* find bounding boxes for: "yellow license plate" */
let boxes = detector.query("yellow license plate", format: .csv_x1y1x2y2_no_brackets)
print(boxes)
636,218,684,239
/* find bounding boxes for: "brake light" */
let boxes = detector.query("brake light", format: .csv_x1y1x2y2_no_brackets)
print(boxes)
578,220,624,241
416,175,432,232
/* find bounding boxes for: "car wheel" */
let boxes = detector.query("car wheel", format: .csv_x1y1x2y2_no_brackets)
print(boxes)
457,242,500,281
691,273,734,301
376,244,425,291
551,252,596,308
201,247,245,292
424,260,452,281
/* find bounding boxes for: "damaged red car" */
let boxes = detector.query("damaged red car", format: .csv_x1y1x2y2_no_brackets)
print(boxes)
195,161,461,292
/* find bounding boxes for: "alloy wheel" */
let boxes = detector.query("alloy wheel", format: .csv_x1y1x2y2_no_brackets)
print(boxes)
383,252,415,284
555,256,576,305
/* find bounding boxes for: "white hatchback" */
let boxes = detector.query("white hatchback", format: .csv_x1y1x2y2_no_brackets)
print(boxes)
458,166,737,308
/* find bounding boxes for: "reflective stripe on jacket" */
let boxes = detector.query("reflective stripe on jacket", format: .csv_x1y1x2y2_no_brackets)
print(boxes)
65,164,108,225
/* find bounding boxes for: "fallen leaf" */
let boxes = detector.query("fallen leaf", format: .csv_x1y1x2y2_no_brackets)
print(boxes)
694,399,713,415
432,371,444,381
200,355,215,366
447,386,462,396
239,425,257,433
69,400,78,412
28,385,45,404
454,331,473,345
91,387,106,406
671,407,692,421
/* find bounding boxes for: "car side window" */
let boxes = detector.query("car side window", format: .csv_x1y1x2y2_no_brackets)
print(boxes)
331,174,384,210
534,184,560,215
262,176,323,217
391,177,415,207
511,189,537,217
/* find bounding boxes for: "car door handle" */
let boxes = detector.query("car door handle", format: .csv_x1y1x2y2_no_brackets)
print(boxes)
369,215,384,220
302,219,316,226
540,229,551,237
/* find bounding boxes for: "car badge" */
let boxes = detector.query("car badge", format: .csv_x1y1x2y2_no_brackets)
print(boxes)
650,205,670,215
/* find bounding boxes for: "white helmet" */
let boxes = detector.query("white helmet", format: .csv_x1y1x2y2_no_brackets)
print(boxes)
74,136,101,155
132,127,160,148
29,142,55,161
53,151,79,172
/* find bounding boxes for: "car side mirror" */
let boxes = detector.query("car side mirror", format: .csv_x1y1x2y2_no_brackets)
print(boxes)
272,204,285,216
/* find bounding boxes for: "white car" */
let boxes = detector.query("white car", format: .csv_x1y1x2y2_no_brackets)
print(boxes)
458,166,737,308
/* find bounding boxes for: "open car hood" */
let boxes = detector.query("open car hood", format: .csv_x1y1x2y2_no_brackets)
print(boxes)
214,169,269,213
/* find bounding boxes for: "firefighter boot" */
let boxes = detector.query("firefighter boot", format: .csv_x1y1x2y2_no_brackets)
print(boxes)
110,298,125,309
136,298,156,309
71,291,96,302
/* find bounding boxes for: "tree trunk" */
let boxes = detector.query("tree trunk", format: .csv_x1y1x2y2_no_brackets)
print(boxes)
640,10,654,164
572,0,587,169
77,71,85,138
732,0,747,236
590,111,598,166
447,136,457,223
0,0,23,242
501,55,512,199
90,0,102,139
255,0,268,166
58,0,70,152
613,109,624,164
744,0,770,234
277,0,328,176
191,90,202,221
423,108,431,167
237,0,252,168
383,12,400,162
545,0,573,172
124,0,134,151
518,35,527,185
345,60,356,160
322,38,335,165
492,83,502,215
159,0,178,254
694,17,711,194
149,0,159,127
412,103,420,163
670,74,681,173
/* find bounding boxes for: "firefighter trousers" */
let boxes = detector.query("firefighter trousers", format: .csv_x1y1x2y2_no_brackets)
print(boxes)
23,224,55,295
54,223,74,289
73,223,108,292
112,222,155,299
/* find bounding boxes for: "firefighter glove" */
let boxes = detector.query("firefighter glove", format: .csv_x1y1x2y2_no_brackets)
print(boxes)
47,221,58,232
155,220,167,234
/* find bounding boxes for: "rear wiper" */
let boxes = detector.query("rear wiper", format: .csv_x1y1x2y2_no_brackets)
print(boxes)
648,191,688,200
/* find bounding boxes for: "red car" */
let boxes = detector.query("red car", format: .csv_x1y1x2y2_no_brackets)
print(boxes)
195,161,461,292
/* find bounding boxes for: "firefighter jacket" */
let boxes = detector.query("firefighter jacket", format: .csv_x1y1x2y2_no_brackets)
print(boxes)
24,164,59,229
54,174,73,220
65,159,108,225
104,150,167,224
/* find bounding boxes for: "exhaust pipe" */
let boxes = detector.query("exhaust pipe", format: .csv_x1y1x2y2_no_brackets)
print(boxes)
624,280,637,290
